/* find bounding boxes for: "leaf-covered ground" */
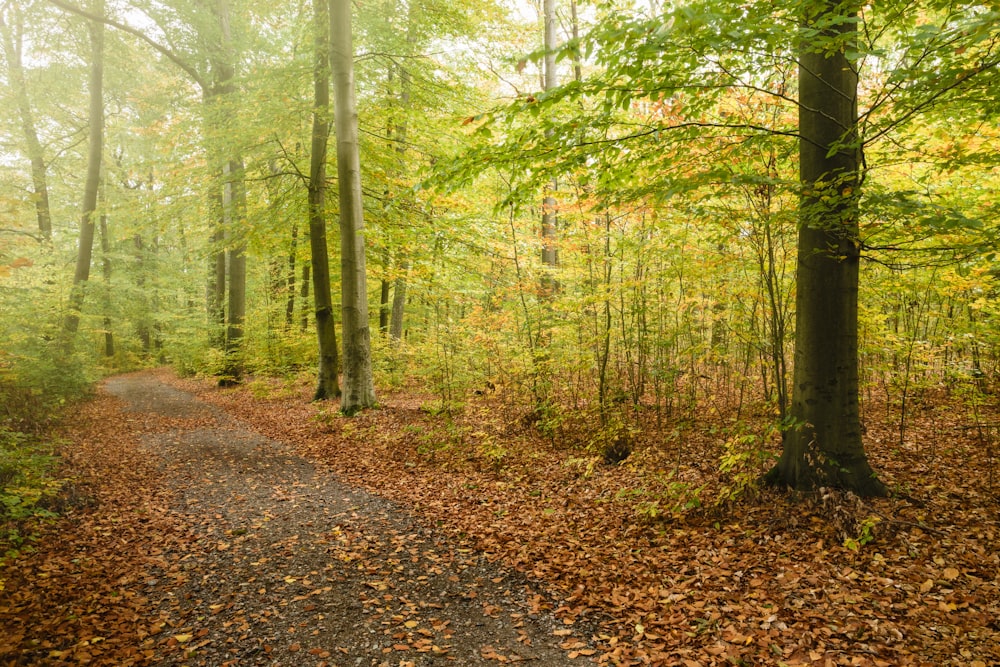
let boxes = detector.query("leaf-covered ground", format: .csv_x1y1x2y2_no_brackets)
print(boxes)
173,372,1000,667
0,371,597,666
2,368,998,666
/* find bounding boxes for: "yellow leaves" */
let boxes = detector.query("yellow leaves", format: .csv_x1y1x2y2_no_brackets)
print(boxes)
943,567,960,580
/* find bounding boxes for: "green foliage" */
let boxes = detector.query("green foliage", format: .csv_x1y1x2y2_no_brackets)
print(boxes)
843,515,880,552
718,422,780,503
615,478,705,523
0,427,62,551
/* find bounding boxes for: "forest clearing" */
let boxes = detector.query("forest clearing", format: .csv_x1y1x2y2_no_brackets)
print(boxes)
2,0,1000,664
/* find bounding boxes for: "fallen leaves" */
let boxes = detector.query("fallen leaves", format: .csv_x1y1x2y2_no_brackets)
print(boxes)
5,370,999,666
187,373,1000,666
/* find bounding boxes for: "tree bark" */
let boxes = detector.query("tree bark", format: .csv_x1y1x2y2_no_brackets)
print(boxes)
99,210,114,357
331,0,376,414
763,0,886,496
286,221,298,328
64,0,104,339
206,195,226,344
540,0,558,297
0,4,51,240
386,21,414,345
301,262,311,331
205,0,246,384
389,259,409,343
222,158,246,383
379,249,391,334
307,0,341,401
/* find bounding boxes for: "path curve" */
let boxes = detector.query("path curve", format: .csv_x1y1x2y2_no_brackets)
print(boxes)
103,372,592,666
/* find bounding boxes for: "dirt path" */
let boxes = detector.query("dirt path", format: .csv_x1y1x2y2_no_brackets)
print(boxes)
2,372,595,666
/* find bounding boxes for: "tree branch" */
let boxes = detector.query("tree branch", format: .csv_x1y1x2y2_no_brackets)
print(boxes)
46,0,206,90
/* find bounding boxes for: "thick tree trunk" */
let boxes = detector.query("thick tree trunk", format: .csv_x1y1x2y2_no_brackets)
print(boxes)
763,0,886,496
308,0,341,401
64,0,104,338
331,0,375,414
204,0,246,384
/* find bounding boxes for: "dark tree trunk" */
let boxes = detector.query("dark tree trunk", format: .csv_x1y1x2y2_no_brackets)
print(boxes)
763,0,886,496
286,221,298,328
379,252,391,335
301,262,311,332
307,0,341,401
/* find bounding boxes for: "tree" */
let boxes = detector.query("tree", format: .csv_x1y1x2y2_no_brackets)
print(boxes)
539,0,558,298
761,0,886,495
63,0,104,339
331,0,375,414
0,1,52,240
307,0,340,400
51,0,251,375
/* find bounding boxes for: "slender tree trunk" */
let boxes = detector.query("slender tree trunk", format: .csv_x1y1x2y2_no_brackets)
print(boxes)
64,0,104,339
331,0,375,414
389,258,408,343
135,234,152,353
286,222,298,328
539,0,558,297
308,0,341,400
0,5,52,240
223,158,246,382
387,29,413,344
569,0,582,84
301,262,311,331
379,249,391,334
266,159,297,329
207,202,226,343
99,209,113,357
763,0,885,496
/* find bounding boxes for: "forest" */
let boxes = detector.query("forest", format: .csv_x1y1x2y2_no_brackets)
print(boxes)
1,0,999,664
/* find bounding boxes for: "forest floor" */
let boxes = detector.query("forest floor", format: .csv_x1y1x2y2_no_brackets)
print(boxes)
1,368,999,666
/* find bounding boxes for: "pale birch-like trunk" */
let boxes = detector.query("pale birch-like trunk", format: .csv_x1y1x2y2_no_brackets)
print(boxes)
0,4,51,240
539,0,558,297
331,0,375,414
